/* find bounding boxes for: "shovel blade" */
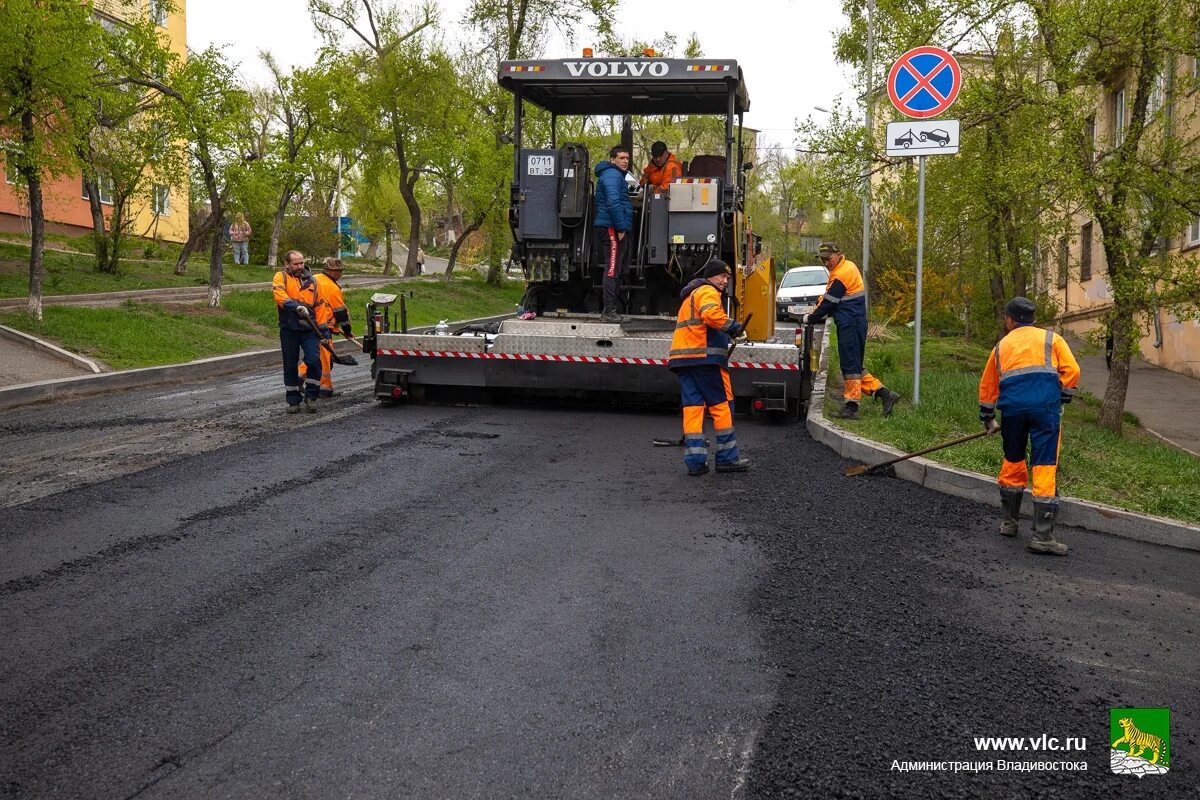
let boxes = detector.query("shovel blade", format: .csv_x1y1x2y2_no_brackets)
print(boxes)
844,464,870,477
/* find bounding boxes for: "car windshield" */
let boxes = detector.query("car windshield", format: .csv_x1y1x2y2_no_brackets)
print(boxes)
779,268,827,288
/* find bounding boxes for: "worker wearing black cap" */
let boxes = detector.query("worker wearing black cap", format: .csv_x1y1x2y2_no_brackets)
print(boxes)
979,296,1081,555
667,259,750,476
802,242,900,419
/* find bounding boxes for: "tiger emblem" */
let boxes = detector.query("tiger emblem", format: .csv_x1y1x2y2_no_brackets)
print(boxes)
1112,717,1163,764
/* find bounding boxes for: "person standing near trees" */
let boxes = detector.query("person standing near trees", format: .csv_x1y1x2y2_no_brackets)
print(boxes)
801,242,901,419
230,212,252,265
979,297,1081,556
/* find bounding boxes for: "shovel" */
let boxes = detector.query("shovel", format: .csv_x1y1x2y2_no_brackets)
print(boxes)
844,427,997,477
298,312,359,366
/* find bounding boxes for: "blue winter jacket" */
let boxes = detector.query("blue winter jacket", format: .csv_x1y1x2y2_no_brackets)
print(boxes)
593,160,633,232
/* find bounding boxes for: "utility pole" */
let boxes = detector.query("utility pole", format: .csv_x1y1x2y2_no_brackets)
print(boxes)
861,0,875,316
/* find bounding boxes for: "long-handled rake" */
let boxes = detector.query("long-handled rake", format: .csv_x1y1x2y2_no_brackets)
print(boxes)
844,428,997,477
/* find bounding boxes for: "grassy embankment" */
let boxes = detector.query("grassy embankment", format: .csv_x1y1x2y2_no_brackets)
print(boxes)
0,274,524,371
0,237,390,298
824,326,1200,524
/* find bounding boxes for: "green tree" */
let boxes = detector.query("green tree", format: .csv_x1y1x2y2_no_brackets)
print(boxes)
1030,0,1200,431
311,0,451,278
0,0,99,319
165,47,252,306
79,0,182,275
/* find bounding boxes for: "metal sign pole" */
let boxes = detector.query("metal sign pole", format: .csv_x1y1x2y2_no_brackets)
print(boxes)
913,155,926,406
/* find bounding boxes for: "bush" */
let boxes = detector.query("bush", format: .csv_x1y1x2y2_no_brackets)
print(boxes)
280,216,338,263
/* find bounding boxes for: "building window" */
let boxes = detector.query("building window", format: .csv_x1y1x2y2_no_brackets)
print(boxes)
1057,238,1069,288
1148,71,1166,116
1187,215,1200,247
1112,87,1126,146
150,0,168,27
1080,222,1093,282
82,175,114,205
152,184,170,215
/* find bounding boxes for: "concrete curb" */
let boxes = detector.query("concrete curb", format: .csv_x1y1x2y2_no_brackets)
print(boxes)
804,326,1200,552
0,324,103,373
0,313,514,413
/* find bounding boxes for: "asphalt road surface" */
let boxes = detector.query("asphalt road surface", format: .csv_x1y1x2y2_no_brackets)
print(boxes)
2,364,1198,799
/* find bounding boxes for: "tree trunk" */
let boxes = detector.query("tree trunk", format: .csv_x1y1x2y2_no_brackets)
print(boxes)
25,173,45,321
175,212,215,275
446,213,484,277
1099,304,1135,433
208,195,224,308
399,176,421,278
267,188,292,269
82,176,111,273
103,194,128,275
485,206,508,286
383,222,394,277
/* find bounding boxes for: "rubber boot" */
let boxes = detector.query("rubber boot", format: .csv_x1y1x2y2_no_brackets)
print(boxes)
998,487,1023,537
834,401,860,420
876,387,901,416
1027,501,1068,555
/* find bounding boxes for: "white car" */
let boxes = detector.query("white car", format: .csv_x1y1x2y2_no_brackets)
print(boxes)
775,265,829,320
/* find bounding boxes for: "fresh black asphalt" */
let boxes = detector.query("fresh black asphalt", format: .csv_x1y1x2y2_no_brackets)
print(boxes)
1,369,1197,799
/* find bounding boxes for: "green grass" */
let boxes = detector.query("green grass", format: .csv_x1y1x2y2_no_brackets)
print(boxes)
824,326,1200,524
0,273,525,370
0,239,385,298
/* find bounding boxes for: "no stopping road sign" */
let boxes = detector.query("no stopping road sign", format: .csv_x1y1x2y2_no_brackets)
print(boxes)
887,46,961,119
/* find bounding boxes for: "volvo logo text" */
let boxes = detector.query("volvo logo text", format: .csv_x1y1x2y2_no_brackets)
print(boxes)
564,61,670,78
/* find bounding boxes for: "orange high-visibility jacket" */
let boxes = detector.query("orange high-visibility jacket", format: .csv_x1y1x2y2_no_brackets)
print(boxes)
641,152,683,191
313,273,351,336
272,270,325,331
668,281,739,370
806,257,866,326
979,324,1080,414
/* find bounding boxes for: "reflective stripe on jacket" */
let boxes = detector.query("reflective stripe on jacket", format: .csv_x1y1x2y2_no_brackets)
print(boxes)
806,257,866,326
979,324,1081,413
272,270,323,330
668,281,737,370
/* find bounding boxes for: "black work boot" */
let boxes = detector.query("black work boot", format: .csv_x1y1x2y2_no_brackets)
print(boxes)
715,458,751,473
600,309,625,324
998,487,1023,537
834,401,860,420
876,387,901,416
1027,502,1068,555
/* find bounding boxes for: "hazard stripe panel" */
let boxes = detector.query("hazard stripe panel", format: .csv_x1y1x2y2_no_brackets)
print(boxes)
686,64,731,72
377,349,799,370
507,65,545,72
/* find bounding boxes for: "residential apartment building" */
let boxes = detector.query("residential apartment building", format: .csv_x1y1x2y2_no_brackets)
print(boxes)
1052,63,1200,379
0,0,188,244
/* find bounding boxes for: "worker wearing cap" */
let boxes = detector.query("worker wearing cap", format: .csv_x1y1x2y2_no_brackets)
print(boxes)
299,257,354,398
802,242,900,419
641,141,683,192
979,296,1080,555
272,249,323,413
667,259,751,476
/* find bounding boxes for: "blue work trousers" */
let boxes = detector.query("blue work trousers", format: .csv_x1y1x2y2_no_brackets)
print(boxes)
280,327,321,405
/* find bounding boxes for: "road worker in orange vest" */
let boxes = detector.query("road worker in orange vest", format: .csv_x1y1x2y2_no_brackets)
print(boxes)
299,257,354,397
667,259,750,476
272,250,324,413
979,296,1081,555
801,242,900,419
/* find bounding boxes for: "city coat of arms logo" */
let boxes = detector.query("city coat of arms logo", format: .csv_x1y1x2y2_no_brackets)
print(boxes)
1110,707,1170,777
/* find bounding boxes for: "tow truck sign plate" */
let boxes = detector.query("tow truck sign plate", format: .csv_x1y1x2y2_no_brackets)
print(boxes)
885,120,960,156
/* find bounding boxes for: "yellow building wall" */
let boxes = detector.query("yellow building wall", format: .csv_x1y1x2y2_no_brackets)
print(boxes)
1050,60,1200,379
93,0,189,245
